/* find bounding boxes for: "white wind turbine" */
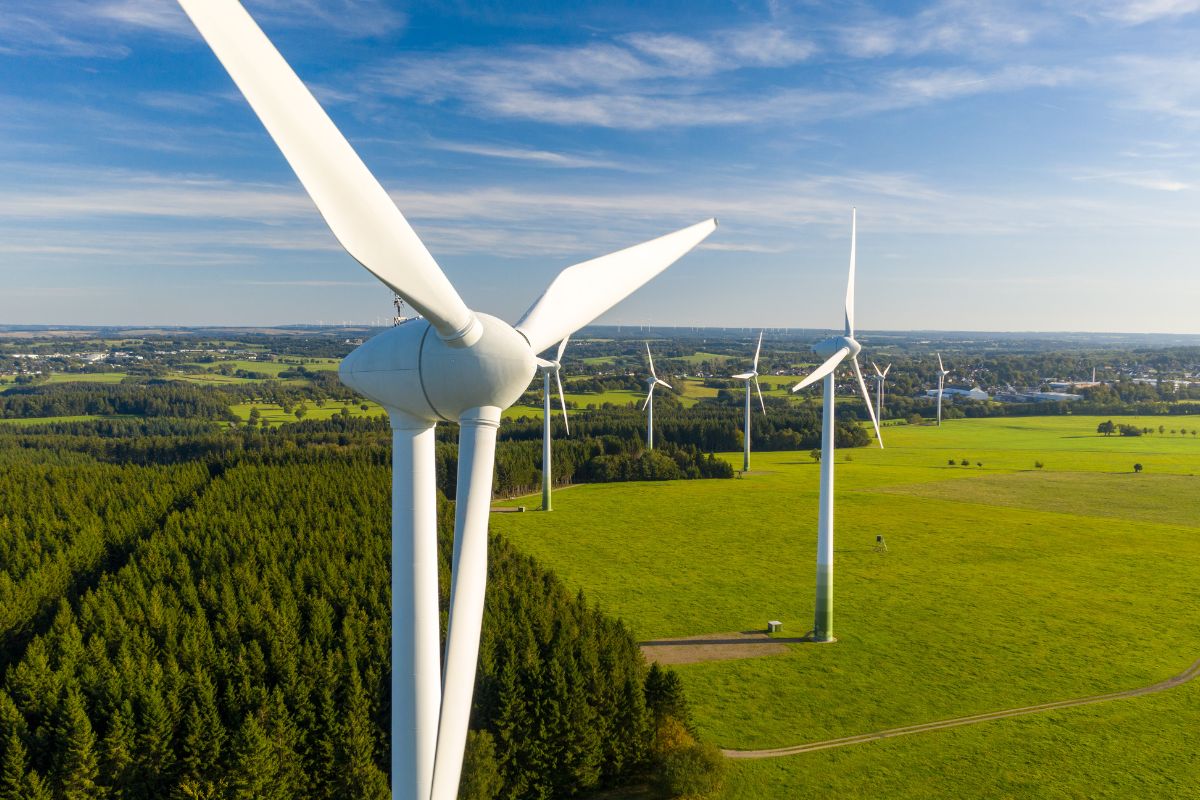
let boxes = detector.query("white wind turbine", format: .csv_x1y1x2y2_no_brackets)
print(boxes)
642,343,672,449
537,337,570,512
174,4,716,800
871,361,891,420
731,331,766,472
790,209,882,643
935,353,950,426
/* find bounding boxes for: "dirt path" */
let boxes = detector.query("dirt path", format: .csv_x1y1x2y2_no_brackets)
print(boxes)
723,655,1200,759
640,631,808,665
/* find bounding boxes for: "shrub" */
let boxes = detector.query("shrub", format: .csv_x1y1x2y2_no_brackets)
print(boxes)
657,737,727,799
960,458,970,466
1134,463,1144,473
1034,461,1044,469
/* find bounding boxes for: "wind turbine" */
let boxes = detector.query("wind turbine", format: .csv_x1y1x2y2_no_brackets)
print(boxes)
643,343,672,449
871,362,891,420
731,331,766,472
935,353,950,426
790,209,882,643
537,337,570,512
173,4,716,800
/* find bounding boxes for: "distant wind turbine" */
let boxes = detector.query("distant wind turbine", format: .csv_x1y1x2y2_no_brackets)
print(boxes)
871,361,891,421
732,331,766,471
643,343,671,449
936,353,950,426
536,336,570,511
791,209,882,643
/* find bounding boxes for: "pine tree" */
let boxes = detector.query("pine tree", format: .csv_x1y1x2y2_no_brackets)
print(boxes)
226,714,277,800
337,665,388,800
55,689,104,800
179,671,224,790
101,702,135,800
0,731,29,800
135,689,175,798
25,769,53,800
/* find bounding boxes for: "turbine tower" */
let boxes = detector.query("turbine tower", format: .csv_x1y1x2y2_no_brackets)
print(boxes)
537,337,570,511
790,209,882,643
936,353,950,426
871,362,891,420
173,4,717,799
642,343,672,449
731,331,766,472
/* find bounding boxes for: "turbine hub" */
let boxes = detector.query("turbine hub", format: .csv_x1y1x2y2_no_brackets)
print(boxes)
813,335,860,359
340,313,535,422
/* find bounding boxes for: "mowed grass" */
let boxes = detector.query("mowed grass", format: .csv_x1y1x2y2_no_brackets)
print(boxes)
228,399,387,425
490,416,1200,798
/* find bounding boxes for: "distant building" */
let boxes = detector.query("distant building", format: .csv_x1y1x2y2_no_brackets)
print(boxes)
925,386,989,400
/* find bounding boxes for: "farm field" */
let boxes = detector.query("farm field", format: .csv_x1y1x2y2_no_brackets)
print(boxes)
490,416,1200,797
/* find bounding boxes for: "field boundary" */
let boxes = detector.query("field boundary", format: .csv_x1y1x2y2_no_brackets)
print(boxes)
723,654,1200,759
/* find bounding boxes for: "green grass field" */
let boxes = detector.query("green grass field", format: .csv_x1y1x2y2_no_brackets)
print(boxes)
490,416,1200,798
228,399,387,425
42,372,129,384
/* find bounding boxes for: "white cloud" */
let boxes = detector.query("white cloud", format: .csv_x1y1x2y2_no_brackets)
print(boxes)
425,140,636,171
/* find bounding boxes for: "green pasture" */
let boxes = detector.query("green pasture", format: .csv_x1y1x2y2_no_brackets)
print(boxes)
228,399,386,425
491,416,1200,798
0,415,110,425
42,372,129,384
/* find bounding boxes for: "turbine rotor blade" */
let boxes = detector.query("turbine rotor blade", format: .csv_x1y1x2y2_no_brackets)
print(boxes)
555,369,570,436
646,342,656,379
871,360,882,378
883,363,892,377
176,0,476,342
754,376,766,414
555,334,570,364
515,219,718,354
642,384,655,410
790,348,850,393
937,352,945,373
535,357,554,368
753,331,763,371
852,355,883,448
657,379,672,389
844,208,857,337
731,371,755,380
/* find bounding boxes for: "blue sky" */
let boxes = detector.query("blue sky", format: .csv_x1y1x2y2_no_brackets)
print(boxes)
2,0,1200,332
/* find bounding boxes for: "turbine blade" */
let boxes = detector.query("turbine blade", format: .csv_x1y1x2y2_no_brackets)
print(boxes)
753,331,763,371
731,371,755,380
176,0,475,342
790,348,849,393
754,376,766,414
535,357,554,368
515,219,718,353
555,369,570,436
646,342,657,379
937,352,945,373
555,334,570,364
657,379,673,389
852,356,883,448
871,360,882,378
433,407,500,799
642,384,655,410
884,363,891,377
844,208,857,337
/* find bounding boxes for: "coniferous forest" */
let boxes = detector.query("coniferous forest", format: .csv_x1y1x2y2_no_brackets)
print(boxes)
0,416,713,799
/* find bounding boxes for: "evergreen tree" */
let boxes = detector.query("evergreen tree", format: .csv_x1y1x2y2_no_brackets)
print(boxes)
0,731,29,800
55,689,104,800
337,665,388,800
101,702,135,800
226,714,277,800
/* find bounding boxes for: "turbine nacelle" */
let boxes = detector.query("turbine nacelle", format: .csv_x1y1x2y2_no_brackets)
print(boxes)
340,314,536,422
814,335,861,360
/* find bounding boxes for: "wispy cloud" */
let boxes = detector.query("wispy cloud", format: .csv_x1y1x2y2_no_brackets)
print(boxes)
426,140,636,170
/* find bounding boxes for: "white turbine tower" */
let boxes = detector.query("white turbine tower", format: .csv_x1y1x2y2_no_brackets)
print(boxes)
173,4,717,800
790,209,882,643
537,337,570,512
936,353,950,426
643,344,672,449
731,331,766,472
871,362,891,420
